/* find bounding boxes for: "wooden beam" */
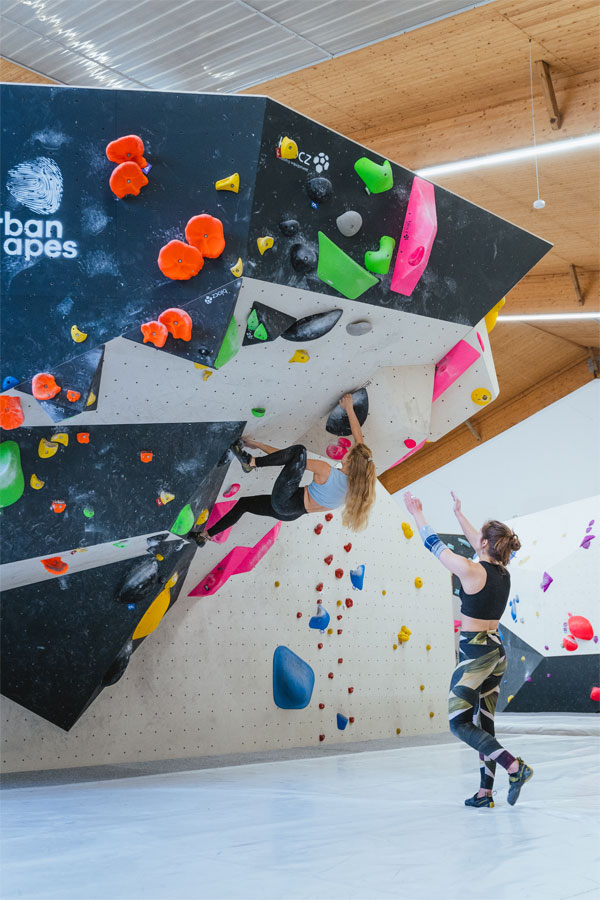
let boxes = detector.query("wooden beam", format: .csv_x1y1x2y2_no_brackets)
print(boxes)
379,355,593,494
536,60,562,130
569,264,585,305
464,420,481,441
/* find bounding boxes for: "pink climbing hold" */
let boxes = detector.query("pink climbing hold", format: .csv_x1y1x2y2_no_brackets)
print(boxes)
591,687,600,702
477,332,485,352
387,439,426,469
326,443,346,460
391,176,437,297
404,438,417,449
454,619,462,633
188,522,281,597
338,438,351,449
540,572,553,592
432,340,481,402
223,483,240,498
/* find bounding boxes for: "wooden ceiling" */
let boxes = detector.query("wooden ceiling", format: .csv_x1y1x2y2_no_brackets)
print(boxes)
2,0,599,490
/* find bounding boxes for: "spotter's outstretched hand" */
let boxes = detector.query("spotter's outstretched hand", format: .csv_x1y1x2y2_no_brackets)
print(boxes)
403,491,423,516
451,491,461,514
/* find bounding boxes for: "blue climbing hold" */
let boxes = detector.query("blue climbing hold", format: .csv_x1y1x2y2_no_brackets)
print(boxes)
309,606,331,630
337,714,348,730
2,376,18,391
273,646,315,710
350,564,365,590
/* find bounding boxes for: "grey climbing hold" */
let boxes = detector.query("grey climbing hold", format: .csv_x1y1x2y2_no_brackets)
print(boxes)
282,309,343,342
346,320,372,336
336,211,363,237
290,243,318,274
102,641,133,687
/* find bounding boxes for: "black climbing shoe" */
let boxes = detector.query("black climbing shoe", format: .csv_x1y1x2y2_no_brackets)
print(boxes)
187,530,210,548
507,758,534,806
230,439,254,473
465,792,495,808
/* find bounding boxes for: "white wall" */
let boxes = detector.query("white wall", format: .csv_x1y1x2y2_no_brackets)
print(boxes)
395,379,600,531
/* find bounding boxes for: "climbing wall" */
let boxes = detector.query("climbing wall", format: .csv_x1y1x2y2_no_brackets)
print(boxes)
497,496,600,713
1,479,455,772
1,83,551,738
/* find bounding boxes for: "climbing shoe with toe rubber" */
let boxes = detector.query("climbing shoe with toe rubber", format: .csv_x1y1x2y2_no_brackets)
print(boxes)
507,758,533,806
230,439,254,473
465,792,495,808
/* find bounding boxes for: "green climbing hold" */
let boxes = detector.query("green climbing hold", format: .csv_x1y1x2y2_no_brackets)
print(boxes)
113,541,128,548
83,507,95,518
171,503,195,536
0,441,25,509
247,309,259,331
254,323,268,341
214,316,240,369
252,407,266,417
317,232,379,300
365,236,396,274
354,157,393,193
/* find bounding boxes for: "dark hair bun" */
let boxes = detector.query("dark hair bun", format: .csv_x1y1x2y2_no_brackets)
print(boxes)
510,533,521,552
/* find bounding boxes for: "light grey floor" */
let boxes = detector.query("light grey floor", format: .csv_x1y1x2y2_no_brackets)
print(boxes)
1,714,598,900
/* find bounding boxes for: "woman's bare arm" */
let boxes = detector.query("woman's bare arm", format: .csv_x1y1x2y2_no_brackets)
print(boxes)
451,492,480,550
339,393,364,445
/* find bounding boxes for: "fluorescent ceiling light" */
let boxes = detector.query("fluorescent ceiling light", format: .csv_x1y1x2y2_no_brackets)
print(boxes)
498,312,600,322
416,133,600,178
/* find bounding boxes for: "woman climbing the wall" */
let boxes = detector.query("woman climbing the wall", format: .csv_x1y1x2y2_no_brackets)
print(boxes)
403,490,533,809
190,394,376,544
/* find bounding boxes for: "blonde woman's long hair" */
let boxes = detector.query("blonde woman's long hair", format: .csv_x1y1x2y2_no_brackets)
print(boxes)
342,443,377,532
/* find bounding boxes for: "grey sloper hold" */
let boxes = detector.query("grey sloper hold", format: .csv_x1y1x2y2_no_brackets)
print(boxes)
115,555,159,604
102,641,133,687
326,388,369,436
281,309,343,342
346,320,372,336
336,210,363,237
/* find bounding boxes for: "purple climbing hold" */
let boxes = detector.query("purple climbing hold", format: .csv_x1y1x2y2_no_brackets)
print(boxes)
540,571,553,592
580,534,596,549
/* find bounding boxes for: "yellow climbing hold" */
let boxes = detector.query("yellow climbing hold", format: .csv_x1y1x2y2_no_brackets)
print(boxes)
414,577,423,589
336,600,342,606
280,136,298,159
30,474,45,490
159,491,175,505
401,522,414,539
484,297,505,333
196,508,209,526
289,349,310,364
274,581,280,588
521,656,526,662
426,644,431,651
155,554,164,561
194,363,213,381
257,236,274,255
327,628,333,635
396,728,402,735
51,433,69,446
419,684,425,691
38,438,58,458
215,172,239,193
393,644,398,650
132,572,178,641
507,694,514,703
429,711,435,718
471,388,492,406
382,590,387,596
70,324,87,343
86,391,96,407
230,258,243,277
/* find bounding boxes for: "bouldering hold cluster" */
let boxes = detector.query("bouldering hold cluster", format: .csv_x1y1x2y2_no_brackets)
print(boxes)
158,214,225,280
141,308,193,348
70,325,87,343
0,396,24,430
107,135,149,198
215,172,239,192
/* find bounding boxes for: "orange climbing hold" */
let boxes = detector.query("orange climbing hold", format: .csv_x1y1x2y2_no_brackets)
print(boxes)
32,373,61,400
105,135,147,167
66,389,81,402
41,556,69,575
51,500,66,513
140,451,153,463
158,307,193,341
77,432,90,444
141,320,168,348
0,396,24,430
109,161,148,198
158,240,203,280
185,214,225,259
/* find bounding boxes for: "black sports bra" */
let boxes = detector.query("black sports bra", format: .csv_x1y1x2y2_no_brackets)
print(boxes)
459,561,510,620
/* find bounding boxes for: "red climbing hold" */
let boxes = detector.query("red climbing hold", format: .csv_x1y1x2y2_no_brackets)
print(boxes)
140,451,153,463
404,438,417,449
328,673,334,679
314,523,323,534
316,582,324,592
141,320,169,348
296,612,303,619
568,615,594,641
41,556,68,575
324,554,333,565
337,615,342,620
109,161,148,198
338,658,343,664
158,240,204,280
335,569,344,579
345,598,353,608
158,307,193,341
563,634,578,652
344,543,352,552
348,687,354,694
105,135,147,167
66,389,81,402
316,598,322,605
337,629,343,635
325,513,333,522
77,432,90,443
318,643,323,649
319,734,325,742
319,703,325,709
349,717,355,724
0,396,24,430
185,214,226,259
591,687,600,702
32,373,61,400
51,500,66,513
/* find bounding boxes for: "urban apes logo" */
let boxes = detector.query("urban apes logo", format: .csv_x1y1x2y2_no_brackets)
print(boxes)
2,157,78,260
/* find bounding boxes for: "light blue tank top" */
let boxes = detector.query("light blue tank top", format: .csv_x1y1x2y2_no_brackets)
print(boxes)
307,466,348,509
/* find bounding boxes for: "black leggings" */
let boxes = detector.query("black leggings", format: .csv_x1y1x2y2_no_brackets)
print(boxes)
208,444,308,537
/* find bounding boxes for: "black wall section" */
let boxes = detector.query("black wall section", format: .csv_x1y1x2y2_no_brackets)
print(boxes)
248,100,551,325
0,538,196,730
1,420,244,564
0,84,265,384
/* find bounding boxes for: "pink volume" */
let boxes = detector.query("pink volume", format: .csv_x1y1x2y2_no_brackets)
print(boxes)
189,522,282,597
391,176,437,297
432,340,480,402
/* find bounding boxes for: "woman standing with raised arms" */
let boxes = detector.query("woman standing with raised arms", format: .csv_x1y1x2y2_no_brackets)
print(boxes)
403,489,534,808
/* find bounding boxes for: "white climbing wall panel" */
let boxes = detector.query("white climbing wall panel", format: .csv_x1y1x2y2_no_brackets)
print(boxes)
501,495,600,657
1,479,454,772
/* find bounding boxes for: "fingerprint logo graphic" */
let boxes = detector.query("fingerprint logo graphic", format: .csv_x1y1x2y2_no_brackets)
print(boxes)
6,157,63,214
